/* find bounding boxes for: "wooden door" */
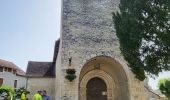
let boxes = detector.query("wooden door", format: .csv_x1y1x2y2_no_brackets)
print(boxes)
86,77,107,100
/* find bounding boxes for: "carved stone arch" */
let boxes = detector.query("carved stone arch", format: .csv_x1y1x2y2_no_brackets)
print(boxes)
79,69,115,100
78,56,130,100
78,55,131,88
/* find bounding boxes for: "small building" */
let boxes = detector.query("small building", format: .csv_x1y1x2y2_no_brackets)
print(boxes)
26,40,59,100
26,61,55,100
0,59,26,89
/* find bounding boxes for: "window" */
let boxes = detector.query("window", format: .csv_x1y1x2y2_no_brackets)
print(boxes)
8,68,12,72
13,70,16,74
0,78,3,86
14,80,17,88
0,67,3,72
4,67,7,71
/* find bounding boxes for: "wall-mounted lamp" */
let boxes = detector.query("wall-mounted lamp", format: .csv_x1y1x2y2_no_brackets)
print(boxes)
68,51,72,66
68,57,72,66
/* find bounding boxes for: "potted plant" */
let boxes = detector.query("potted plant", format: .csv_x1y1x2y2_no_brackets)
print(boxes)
65,68,76,82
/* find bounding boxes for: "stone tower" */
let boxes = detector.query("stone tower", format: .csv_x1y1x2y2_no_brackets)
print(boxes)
55,0,146,100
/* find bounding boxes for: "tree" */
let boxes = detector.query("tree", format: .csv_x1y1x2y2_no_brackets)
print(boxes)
159,78,170,99
113,0,170,81
0,85,15,100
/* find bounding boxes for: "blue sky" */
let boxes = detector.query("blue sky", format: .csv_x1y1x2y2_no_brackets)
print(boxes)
0,0,169,90
0,0,60,71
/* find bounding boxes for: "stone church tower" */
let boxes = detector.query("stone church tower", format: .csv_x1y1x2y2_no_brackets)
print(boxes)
55,0,146,100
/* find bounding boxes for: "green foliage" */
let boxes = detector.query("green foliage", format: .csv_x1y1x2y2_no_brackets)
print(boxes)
65,69,76,82
0,85,15,100
65,74,76,82
66,68,76,74
113,0,170,80
15,87,30,99
159,78,170,98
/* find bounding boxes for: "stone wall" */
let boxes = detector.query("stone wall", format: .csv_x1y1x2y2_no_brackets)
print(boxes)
55,0,147,99
27,78,55,100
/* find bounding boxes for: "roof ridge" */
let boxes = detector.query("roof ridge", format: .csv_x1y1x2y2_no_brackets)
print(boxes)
0,59,25,75
28,61,53,63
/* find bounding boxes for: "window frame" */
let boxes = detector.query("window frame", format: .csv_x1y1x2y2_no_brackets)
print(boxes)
0,67,3,72
0,78,4,86
14,79,17,89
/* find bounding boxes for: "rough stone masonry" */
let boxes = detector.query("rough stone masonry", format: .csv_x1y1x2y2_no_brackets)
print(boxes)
55,0,147,100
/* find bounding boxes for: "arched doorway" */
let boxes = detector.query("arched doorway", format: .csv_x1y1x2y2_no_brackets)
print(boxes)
79,69,115,100
79,56,130,100
86,77,107,100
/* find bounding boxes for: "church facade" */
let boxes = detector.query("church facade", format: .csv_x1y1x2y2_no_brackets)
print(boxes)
26,0,152,100
55,0,146,100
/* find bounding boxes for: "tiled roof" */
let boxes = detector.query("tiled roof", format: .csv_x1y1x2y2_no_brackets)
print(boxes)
0,59,25,76
145,86,166,98
26,61,55,78
150,90,166,98
26,39,60,78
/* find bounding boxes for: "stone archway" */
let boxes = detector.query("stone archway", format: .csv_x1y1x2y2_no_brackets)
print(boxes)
79,56,130,100
79,69,115,100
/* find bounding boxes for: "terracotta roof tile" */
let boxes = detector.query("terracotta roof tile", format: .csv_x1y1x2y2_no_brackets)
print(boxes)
0,59,25,76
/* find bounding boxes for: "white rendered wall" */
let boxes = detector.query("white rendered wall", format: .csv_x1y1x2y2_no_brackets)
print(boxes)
0,72,26,89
